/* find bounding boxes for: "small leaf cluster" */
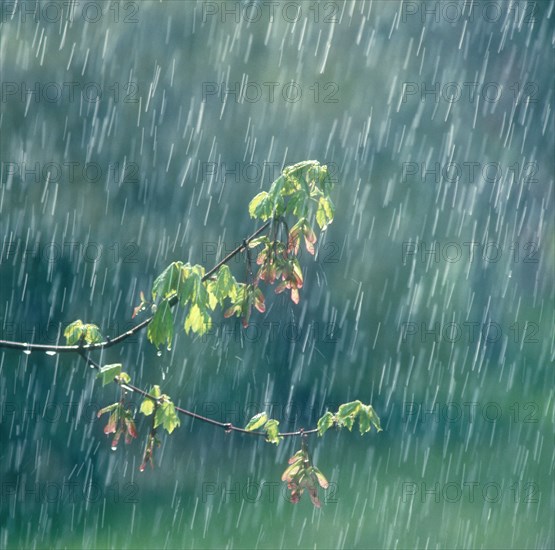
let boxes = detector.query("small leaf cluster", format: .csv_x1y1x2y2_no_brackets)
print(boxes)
97,401,137,449
64,320,103,345
244,412,282,445
317,401,382,436
249,235,305,304
282,443,329,508
139,385,181,434
137,385,180,471
249,160,334,230
147,262,244,347
246,161,333,305
134,161,334,345
223,282,265,328
96,370,136,449
95,370,179,471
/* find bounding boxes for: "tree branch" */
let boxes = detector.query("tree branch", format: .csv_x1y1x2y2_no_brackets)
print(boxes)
79,350,318,438
0,220,272,353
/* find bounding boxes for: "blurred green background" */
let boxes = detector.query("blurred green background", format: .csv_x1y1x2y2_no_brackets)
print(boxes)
0,1,553,548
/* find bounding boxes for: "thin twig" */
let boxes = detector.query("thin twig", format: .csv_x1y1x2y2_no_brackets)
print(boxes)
0,220,272,353
78,350,317,438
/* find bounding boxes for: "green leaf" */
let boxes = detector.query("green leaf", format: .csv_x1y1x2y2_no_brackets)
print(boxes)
184,303,212,336
283,160,318,181
316,164,333,195
97,363,122,386
207,288,218,310
147,300,174,348
151,261,184,301
118,372,131,384
248,191,271,219
285,190,310,218
358,405,372,434
269,174,287,196
140,398,155,416
337,400,362,431
150,385,162,399
317,411,336,436
315,196,335,230
264,419,282,445
367,404,383,433
64,320,103,345
97,402,119,417
84,324,103,344
211,265,236,304
155,399,180,434
64,320,84,344
178,265,206,307
248,190,284,220
245,412,268,431
337,400,362,418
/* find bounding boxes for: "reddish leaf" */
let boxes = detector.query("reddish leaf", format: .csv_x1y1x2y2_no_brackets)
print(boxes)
254,289,266,313
223,306,237,318
125,417,138,440
111,429,123,449
308,487,321,508
291,260,303,287
275,281,287,295
104,412,117,434
256,250,267,265
287,230,301,255
303,223,316,243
